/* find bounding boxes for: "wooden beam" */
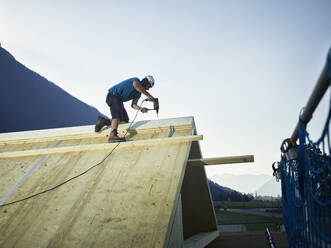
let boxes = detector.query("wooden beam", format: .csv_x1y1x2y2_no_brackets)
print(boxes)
0,124,193,145
0,116,195,145
0,135,203,158
184,230,220,248
187,155,254,166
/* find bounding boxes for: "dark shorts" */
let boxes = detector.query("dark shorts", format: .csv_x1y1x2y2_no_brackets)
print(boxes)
106,93,129,123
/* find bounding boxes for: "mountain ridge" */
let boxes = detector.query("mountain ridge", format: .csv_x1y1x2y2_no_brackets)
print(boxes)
0,46,102,133
210,173,273,194
256,178,281,197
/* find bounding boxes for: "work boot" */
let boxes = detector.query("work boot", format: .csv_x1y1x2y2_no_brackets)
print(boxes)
95,116,111,132
108,129,126,143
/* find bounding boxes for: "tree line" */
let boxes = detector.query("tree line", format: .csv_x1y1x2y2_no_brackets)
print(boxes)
208,179,254,202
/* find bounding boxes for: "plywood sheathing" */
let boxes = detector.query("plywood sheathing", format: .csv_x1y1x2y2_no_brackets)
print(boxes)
1,117,216,248
0,117,193,151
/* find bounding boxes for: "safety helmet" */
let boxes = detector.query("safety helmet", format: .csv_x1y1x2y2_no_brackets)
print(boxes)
145,75,155,87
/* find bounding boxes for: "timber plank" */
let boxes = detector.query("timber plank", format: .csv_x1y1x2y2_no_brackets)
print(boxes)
0,130,192,247
0,117,194,144
0,135,203,158
187,155,254,166
167,195,184,248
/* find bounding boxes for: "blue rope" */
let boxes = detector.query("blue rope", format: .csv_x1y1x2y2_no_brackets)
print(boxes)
279,48,331,248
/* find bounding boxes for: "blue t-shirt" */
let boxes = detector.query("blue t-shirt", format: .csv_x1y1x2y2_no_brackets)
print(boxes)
108,77,142,102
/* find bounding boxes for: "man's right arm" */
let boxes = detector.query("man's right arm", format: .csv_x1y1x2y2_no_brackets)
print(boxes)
133,81,156,102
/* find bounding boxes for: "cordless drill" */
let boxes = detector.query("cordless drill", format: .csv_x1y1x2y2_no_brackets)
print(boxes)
145,98,159,116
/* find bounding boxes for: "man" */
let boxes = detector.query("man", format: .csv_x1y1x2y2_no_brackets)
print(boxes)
95,75,157,143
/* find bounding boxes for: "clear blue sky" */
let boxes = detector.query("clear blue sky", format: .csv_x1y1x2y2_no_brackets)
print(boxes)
1,0,330,177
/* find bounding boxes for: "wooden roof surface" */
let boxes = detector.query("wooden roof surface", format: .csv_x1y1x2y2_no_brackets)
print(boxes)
0,117,197,247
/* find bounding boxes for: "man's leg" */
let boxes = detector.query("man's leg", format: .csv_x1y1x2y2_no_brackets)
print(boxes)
107,94,126,143
95,116,111,132
108,118,125,141
111,102,129,132
111,118,120,132
95,93,113,132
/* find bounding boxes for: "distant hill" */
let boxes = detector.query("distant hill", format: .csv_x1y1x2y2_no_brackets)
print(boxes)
256,178,281,197
208,179,253,202
0,46,102,133
210,173,272,194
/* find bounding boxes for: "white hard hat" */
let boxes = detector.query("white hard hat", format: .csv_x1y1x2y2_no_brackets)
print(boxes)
145,75,155,87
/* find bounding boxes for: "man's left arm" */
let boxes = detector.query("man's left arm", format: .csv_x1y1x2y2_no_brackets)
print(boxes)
131,98,148,113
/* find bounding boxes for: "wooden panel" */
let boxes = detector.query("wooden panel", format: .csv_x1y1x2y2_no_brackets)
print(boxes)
0,116,220,247
0,125,192,152
0,155,50,201
0,131,193,247
163,140,193,248
0,135,202,158
0,117,194,144
167,194,184,248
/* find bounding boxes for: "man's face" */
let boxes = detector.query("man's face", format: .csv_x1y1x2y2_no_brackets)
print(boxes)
145,82,152,90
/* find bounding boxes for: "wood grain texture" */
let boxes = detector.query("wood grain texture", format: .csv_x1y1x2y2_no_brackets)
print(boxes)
0,116,221,248
0,117,194,144
0,125,192,152
0,135,202,158
167,194,184,248
0,123,193,247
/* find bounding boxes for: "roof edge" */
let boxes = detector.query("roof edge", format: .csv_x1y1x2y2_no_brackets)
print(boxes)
0,116,195,143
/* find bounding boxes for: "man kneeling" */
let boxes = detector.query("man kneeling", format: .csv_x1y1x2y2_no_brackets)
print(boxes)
95,75,157,143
